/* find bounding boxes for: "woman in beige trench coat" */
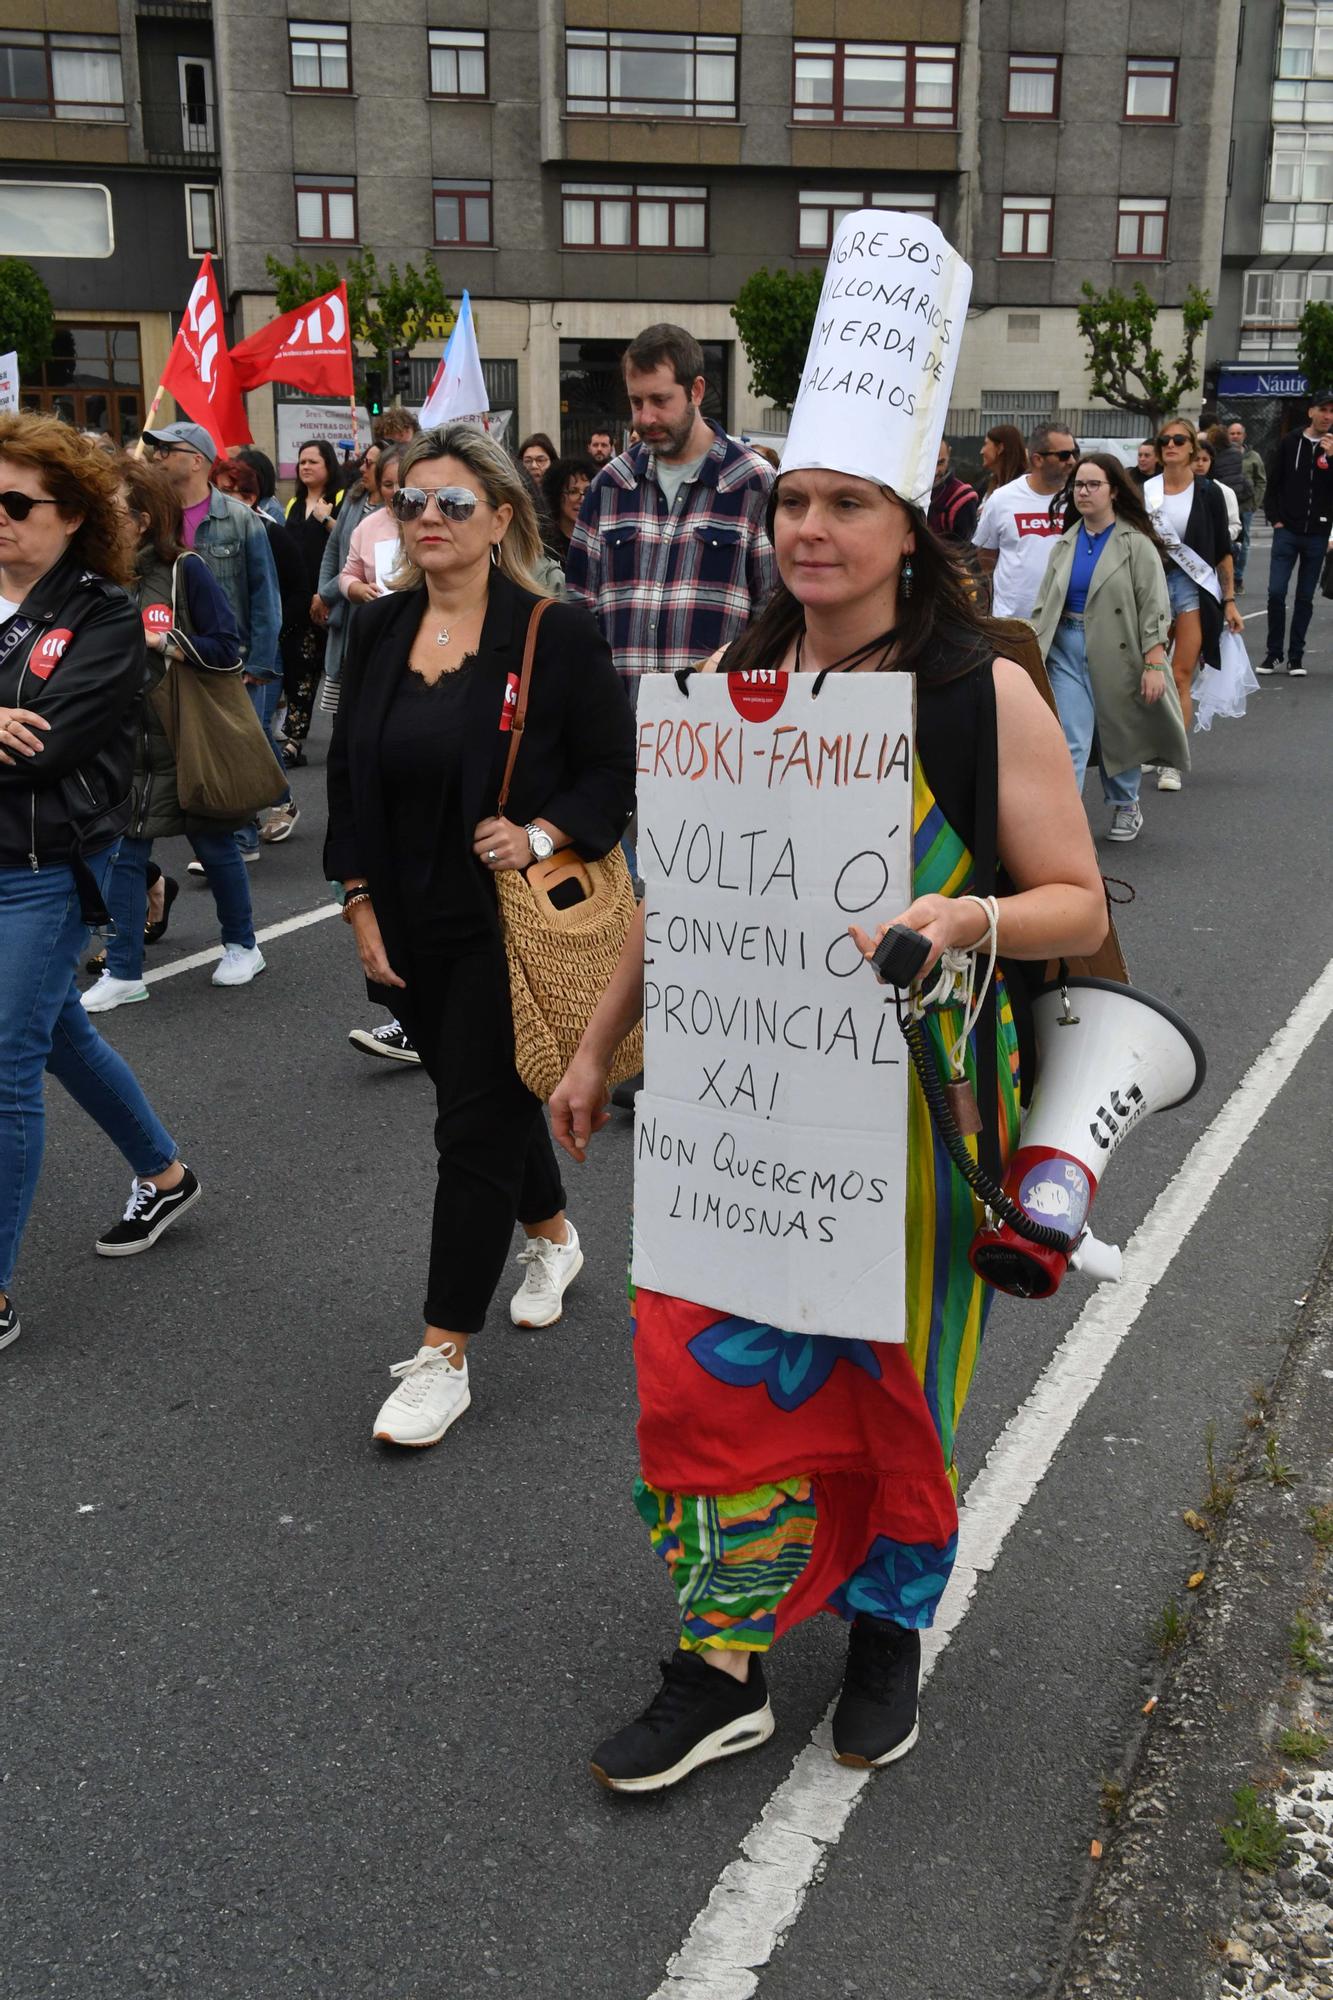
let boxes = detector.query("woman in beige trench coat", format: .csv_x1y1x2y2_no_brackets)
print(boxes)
1030,452,1188,844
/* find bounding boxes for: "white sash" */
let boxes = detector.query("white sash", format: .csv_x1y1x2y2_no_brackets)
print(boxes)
1143,474,1222,601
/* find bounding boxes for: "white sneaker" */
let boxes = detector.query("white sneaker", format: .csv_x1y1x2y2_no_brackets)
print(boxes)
1106,802,1143,842
211,943,266,987
510,1221,583,1328
1156,765,1182,792
372,1342,470,1446
187,859,206,878
81,972,149,1013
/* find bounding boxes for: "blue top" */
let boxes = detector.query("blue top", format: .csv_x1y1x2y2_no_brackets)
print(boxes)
1066,521,1114,615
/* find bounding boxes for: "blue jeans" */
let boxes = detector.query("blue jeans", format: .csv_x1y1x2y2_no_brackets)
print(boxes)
105,830,256,980
0,844,178,1293
1266,525,1327,664
238,675,292,852
1045,616,1139,805
1236,510,1252,586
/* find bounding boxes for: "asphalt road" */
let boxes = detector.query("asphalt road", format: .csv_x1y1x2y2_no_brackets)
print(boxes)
4,538,1332,2000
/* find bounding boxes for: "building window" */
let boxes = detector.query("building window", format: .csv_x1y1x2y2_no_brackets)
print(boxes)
1000,196,1052,257
1124,56,1177,120
561,181,708,251
1241,264,1333,350
429,29,487,99
1007,53,1060,118
1271,130,1333,202
434,178,492,246
1116,197,1168,258
0,30,124,121
295,176,357,243
25,323,142,440
0,179,114,256
185,183,218,256
565,30,737,120
793,39,958,126
288,23,350,93
1261,201,1333,252
796,187,938,254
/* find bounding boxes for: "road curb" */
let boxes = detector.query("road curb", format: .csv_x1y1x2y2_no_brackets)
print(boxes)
1047,1232,1333,2000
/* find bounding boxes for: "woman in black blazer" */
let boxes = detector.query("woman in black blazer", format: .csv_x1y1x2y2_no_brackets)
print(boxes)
325,422,635,1450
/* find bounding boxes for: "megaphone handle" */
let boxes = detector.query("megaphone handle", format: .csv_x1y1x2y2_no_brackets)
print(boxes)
896,1006,1068,1254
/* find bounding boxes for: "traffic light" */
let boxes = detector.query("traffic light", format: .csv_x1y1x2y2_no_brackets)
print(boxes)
390,346,411,398
364,367,384,417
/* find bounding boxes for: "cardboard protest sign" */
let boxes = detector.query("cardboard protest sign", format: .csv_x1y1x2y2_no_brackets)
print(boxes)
631,670,915,1342
781,210,972,506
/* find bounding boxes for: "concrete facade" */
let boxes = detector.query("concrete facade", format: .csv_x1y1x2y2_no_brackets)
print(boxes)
5,0,1241,448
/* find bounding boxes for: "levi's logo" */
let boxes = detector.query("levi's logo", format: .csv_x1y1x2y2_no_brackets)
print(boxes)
143,604,173,636
1013,513,1060,539
29,628,73,680
499,672,520,732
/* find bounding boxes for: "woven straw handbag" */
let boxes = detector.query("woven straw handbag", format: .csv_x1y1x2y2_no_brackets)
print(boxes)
493,599,643,1102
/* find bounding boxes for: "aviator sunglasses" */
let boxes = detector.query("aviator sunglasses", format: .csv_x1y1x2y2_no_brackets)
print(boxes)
0,491,61,522
391,484,479,524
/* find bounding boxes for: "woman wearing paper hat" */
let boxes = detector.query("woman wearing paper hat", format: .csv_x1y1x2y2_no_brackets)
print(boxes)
550,213,1109,1793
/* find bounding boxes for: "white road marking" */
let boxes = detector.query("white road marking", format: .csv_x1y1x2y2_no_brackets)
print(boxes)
648,951,1333,2000
142,902,340,985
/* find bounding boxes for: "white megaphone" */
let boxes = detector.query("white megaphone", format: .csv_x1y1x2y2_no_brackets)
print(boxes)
969,979,1205,1300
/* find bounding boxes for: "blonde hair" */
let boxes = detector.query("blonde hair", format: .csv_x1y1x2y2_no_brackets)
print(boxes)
1158,415,1199,453
389,422,551,595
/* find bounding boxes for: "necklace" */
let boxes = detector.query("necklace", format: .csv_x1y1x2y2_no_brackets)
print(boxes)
794,626,899,676
1081,521,1111,554
435,625,450,647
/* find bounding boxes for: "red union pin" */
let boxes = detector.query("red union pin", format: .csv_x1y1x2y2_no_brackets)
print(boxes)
142,604,173,636
728,669,788,722
29,628,73,681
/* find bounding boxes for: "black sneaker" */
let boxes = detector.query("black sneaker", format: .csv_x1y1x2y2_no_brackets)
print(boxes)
96,1167,202,1257
1256,656,1283,675
831,1615,921,1769
1288,659,1308,677
591,1652,774,1794
0,1297,19,1351
347,1021,421,1065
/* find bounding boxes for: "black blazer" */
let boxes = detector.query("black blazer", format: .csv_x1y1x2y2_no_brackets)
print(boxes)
324,569,635,979
1182,478,1231,671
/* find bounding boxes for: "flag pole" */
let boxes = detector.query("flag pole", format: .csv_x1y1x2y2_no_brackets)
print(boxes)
133,381,169,458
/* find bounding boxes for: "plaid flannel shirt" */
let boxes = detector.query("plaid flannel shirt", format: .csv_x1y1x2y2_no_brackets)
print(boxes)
564,422,777,687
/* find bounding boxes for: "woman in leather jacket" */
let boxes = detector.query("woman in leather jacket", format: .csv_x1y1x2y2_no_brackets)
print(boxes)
0,416,201,1355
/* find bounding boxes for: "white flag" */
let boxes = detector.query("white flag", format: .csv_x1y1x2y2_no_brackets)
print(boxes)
419,292,489,428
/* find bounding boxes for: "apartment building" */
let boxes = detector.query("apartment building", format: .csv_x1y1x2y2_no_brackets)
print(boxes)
2,0,221,437
4,0,1238,459
1213,0,1333,440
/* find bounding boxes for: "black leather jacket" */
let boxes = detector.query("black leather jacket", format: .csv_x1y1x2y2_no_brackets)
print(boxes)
0,551,145,903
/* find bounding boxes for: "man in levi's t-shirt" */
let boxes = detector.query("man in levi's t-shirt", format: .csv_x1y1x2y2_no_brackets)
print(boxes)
972,423,1077,621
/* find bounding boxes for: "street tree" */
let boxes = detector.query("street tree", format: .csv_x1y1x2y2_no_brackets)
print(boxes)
1296,300,1333,396
1076,279,1213,428
731,267,825,410
0,258,55,380
263,249,454,392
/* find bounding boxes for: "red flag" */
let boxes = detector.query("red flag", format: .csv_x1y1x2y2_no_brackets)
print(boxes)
230,283,355,398
160,255,251,448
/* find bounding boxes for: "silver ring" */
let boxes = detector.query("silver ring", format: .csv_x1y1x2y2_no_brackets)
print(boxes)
487,848,498,862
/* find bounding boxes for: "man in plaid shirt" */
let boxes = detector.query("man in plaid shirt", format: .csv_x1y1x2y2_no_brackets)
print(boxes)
564,323,777,700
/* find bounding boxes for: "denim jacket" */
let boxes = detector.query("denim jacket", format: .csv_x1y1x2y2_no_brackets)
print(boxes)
194,488,282,677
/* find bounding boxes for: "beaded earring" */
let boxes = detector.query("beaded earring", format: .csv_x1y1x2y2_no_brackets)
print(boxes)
901,556,914,599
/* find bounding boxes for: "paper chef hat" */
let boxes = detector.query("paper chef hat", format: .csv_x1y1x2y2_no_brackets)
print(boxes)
780,211,973,507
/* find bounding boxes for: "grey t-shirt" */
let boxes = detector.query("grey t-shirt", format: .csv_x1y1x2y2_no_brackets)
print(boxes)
654,451,708,511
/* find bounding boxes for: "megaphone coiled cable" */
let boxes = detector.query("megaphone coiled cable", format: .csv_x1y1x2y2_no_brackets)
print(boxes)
895,997,1069,1254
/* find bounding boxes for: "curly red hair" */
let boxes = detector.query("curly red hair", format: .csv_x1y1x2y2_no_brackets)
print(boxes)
0,411,134,586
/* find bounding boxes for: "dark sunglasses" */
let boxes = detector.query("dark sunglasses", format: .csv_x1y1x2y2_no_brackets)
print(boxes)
1157,433,1190,448
1039,448,1076,461
391,485,479,524
0,491,61,522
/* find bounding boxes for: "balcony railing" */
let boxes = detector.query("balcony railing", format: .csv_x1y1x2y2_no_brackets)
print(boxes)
142,97,218,164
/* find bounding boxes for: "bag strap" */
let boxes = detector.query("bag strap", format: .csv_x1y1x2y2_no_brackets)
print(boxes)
497,597,555,815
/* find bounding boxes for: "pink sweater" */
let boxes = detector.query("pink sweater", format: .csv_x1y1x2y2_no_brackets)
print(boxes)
340,508,404,597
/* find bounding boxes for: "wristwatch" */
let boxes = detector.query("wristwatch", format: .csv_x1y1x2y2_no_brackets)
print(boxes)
525,822,555,861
